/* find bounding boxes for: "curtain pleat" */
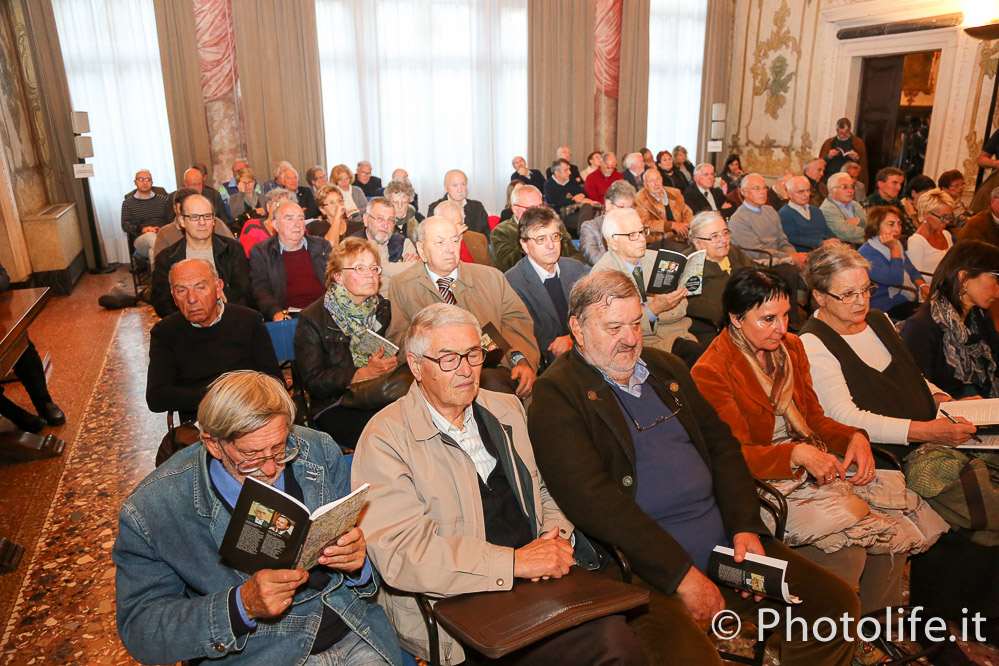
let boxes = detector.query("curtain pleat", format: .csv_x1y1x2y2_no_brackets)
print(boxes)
697,0,734,164
616,0,650,156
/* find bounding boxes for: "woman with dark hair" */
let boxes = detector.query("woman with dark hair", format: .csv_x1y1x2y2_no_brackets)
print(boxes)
937,169,969,228
655,149,686,190
673,145,694,184
719,154,744,193
857,205,927,320
900,174,936,222
294,237,397,449
900,240,999,398
692,268,946,614
579,150,602,181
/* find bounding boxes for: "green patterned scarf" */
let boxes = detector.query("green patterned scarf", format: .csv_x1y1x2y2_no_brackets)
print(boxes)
323,283,379,368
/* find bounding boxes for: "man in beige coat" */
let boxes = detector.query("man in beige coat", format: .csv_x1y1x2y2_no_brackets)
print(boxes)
386,216,539,397
353,304,643,665
590,208,703,367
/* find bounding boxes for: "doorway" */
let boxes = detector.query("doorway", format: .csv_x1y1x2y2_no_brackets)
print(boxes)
855,50,941,180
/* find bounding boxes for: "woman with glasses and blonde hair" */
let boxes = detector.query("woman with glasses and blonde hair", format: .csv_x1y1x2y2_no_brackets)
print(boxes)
685,211,754,345
907,188,956,282
307,184,348,247
691,268,947,614
857,205,928,321
294,237,398,448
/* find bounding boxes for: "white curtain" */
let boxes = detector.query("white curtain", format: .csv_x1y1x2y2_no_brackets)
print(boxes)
316,0,527,215
646,0,707,163
53,0,177,264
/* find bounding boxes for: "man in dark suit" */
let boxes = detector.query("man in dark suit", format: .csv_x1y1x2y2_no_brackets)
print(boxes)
526,270,860,665
355,161,383,198
510,155,546,190
275,167,319,220
427,169,491,235
505,206,588,366
621,152,646,191
682,163,735,220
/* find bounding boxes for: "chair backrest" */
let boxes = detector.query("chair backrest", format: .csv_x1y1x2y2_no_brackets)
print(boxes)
265,319,299,363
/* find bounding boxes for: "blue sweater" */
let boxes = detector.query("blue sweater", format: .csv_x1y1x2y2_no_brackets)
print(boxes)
778,204,833,251
858,240,922,311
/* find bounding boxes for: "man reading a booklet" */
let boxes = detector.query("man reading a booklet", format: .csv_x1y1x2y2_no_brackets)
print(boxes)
354,304,646,664
527,271,860,665
113,371,401,665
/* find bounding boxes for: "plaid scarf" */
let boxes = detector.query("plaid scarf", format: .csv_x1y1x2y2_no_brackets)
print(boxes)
930,294,997,397
323,283,379,368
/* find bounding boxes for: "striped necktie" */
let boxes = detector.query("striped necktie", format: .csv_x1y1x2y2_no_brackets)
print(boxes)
632,265,647,302
437,277,457,305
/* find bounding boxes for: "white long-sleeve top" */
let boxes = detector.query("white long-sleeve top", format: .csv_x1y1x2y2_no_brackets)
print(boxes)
801,313,946,444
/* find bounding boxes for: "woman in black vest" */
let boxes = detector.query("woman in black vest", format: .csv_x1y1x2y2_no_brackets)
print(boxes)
799,245,977,461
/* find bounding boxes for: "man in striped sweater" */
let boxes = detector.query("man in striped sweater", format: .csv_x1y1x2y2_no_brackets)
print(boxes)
121,169,170,262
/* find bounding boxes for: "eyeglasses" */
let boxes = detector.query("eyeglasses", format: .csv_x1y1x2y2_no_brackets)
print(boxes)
822,284,878,303
342,264,383,276
692,230,732,243
615,376,684,431
832,184,855,190
743,185,767,192
221,434,301,474
135,177,152,182
367,215,394,224
928,211,957,224
422,347,487,372
184,213,213,222
526,231,563,245
612,227,651,241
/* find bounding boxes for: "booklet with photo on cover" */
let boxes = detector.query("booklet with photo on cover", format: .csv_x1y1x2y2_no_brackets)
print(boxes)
355,328,399,358
647,249,706,296
706,545,801,604
219,477,369,573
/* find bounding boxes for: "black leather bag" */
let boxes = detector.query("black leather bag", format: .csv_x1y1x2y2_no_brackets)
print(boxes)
339,365,414,411
155,420,202,467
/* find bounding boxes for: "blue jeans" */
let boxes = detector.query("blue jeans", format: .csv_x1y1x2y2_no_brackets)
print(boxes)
304,633,390,666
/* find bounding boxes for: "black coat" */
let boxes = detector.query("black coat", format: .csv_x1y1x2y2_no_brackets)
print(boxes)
248,235,331,320
682,184,734,219
527,347,766,595
295,186,320,220
150,235,252,317
293,297,392,414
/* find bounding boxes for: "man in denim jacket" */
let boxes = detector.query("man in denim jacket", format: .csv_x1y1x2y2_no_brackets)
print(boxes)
113,371,400,665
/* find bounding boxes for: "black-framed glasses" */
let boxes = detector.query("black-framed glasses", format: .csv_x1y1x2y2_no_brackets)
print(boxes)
183,213,213,222
612,227,651,241
422,347,487,372
928,211,957,224
692,230,732,242
614,376,683,431
821,284,878,304
221,433,301,474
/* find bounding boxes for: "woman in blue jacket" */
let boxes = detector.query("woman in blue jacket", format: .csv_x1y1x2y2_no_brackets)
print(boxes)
858,206,927,321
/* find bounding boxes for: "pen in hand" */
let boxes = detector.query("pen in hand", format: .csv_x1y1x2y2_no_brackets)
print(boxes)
940,409,983,444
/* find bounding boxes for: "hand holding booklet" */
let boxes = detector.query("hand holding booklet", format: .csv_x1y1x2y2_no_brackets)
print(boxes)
219,477,369,573
647,249,706,296
706,545,801,604
354,328,399,358
937,398,999,449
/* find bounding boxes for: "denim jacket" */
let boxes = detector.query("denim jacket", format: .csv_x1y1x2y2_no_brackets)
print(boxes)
113,426,401,665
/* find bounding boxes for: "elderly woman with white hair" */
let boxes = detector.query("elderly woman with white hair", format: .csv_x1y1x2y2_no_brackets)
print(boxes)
907,188,955,282
383,178,422,243
819,172,867,243
685,211,754,345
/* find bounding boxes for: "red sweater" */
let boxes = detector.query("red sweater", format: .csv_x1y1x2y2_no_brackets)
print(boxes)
281,247,324,308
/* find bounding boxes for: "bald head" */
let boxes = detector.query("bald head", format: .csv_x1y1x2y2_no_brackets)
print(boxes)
416,216,461,275
183,168,204,191
444,170,467,202
435,200,464,226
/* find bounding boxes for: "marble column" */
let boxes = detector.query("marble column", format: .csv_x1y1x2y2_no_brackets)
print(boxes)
594,0,622,153
192,0,245,188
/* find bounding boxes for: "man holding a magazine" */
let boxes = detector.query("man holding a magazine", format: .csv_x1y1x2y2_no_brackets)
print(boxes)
113,371,401,665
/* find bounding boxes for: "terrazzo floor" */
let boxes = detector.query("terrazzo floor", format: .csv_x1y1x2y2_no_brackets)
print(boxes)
0,268,995,665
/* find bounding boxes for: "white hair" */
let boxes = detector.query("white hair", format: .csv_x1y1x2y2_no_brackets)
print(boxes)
406,303,482,358
688,211,724,239
602,208,639,241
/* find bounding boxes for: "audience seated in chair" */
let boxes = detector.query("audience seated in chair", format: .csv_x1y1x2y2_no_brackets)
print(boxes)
331,164,370,220
526,270,861,665
151,194,251,318
504,206,588,367
260,160,292,195
908,188,956,282
170,166,231,228
543,158,598,237
937,169,970,229
958,184,999,246
767,170,793,211
509,155,545,190
434,199,494,267
803,158,829,209
819,173,867,244
384,178,423,243
0,260,64,432
900,240,999,398
427,169,490,236
376,168,420,214
635,167,693,249
386,216,540,398
685,211,755,346
146,258,281,423
544,145,583,184
682,163,734,219
115,370,401,666
349,196,419,296
779,176,837,250
579,180,636,266
583,151,624,206
274,166,319,221
249,201,331,322
857,206,927,321
900,174,936,225
305,165,328,195
353,303,645,665
655,149,687,191
239,187,291,257
620,152,646,191
355,160,382,198
307,184,348,248
691,268,947,616
152,188,235,261
217,158,259,216
490,185,582,272
863,167,910,235
122,169,170,263
226,166,265,230
590,208,703,367
294,238,398,450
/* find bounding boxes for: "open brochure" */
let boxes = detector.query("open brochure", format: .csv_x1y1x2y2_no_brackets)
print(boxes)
706,545,801,604
219,477,369,573
355,328,399,358
937,399,999,449
647,249,706,296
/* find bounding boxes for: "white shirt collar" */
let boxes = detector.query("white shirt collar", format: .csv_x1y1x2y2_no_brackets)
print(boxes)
191,299,225,328
788,202,810,219
426,264,459,284
446,195,467,208
527,255,559,281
